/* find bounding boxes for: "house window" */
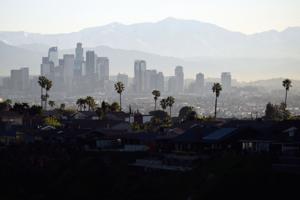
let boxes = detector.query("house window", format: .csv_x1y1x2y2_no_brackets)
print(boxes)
242,142,253,150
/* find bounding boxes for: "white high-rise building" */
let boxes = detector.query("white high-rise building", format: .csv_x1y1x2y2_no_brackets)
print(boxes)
157,72,165,92
86,51,97,77
144,69,157,92
10,67,29,91
175,66,184,93
117,73,129,88
63,54,75,90
48,47,58,67
221,72,232,90
74,43,84,77
134,60,146,93
41,57,55,80
168,76,177,94
195,73,205,93
96,57,109,81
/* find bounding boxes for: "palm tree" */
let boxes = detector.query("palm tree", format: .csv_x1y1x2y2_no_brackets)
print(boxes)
60,103,65,110
12,103,30,114
282,79,292,107
76,98,85,111
101,101,110,113
38,76,47,109
82,99,87,111
96,101,110,119
85,96,96,111
166,96,175,116
152,90,161,111
0,99,12,111
5,99,12,106
48,100,55,110
44,79,52,110
160,99,168,111
212,83,222,119
111,102,121,112
114,82,125,111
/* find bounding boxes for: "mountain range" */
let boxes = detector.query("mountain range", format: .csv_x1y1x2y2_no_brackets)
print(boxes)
0,18,300,80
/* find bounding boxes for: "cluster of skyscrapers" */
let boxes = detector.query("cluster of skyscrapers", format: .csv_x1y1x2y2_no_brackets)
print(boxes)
1,42,232,96
41,43,110,93
133,60,165,93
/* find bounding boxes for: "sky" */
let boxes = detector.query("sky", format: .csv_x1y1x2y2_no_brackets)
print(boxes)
0,0,299,34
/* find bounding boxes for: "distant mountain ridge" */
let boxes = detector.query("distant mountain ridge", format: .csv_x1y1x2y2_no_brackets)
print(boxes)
0,17,300,58
0,18,300,80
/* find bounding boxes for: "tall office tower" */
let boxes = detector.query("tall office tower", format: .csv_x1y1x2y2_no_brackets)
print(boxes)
85,51,97,77
195,73,205,93
221,72,232,90
48,47,58,67
74,43,84,77
144,69,157,92
2,77,11,89
10,67,29,91
59,59,64,67
156,72,165,92
63,54,75,90
168,76,177,94
40,57,55,80
20,67,29,90
96,57,109,81
117,73,129,88
10,69,19,90
52,59,64,91
134,60,146,93
81,61,86,76
175,66,184,93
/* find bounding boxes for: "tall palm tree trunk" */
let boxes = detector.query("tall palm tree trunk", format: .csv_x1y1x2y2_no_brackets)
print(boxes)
40,87,43,109
214,96,218,119
169,106,172,117
285,89,288,108
154,99,157,111
119,93,122,111
45,91,48,110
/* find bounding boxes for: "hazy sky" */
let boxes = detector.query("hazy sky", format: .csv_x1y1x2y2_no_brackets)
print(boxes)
0,0,299,34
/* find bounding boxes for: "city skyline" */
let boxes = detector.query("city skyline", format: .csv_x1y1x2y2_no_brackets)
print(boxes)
2,41,300,82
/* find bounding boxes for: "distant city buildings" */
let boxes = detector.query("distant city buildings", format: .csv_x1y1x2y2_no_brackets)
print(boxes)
41,57,55,80
3,67,30,91
168,76,177,94
117,73,129,88
48,47,58,67
221,72,232,91
134,60,146,93
156,72,165,92
133,60,165,94
175,66,184,93
96,57,109,81
74,43,84,77
195,73,205,93
85,51,97,78
167,66,184,94
3,42,234,99
63,54,75,91
37,43,111,94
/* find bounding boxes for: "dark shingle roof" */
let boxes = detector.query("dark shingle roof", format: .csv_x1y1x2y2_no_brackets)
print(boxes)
173,125,217,143
202,128,237,142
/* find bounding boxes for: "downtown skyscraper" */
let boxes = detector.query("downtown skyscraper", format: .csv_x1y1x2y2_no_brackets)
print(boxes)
134,60,146,93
